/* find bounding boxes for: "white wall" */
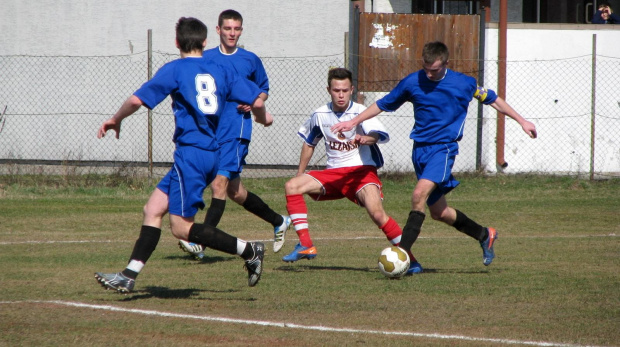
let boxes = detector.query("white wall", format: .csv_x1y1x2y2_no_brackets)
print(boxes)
482,25,620,174
0,0,350,57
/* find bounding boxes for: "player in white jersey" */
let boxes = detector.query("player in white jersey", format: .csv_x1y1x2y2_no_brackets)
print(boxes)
281,68,422,274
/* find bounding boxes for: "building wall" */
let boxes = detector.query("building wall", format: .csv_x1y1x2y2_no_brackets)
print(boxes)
0,0,350,57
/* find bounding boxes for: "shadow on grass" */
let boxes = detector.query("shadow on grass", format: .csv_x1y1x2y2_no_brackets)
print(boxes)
164,254,236,264
275,264,373,272
108,286,246,302
274,265,494,275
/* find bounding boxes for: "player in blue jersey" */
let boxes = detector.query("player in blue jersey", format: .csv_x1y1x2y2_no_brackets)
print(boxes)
178,9,290,260
94,17,271,293
332,41,537,269
281,68,422,274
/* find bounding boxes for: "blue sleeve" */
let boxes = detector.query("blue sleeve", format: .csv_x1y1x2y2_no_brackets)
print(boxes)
133,62,176,109
250,56,269,94
225,68,261,106
610,13,620,23
376,76,413,112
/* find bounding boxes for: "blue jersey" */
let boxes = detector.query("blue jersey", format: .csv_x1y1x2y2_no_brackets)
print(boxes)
203,47,269,143
134,56,262,151
376,69,497,144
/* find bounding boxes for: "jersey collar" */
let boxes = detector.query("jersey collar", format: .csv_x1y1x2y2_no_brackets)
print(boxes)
218,46,238,56
330,101,353,118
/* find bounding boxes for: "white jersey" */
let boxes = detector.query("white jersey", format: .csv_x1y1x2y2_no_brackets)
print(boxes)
298,101,389,169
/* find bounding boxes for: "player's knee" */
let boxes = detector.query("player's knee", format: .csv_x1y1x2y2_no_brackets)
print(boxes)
430,209,449,222
143,204,164,220
284,179,300,195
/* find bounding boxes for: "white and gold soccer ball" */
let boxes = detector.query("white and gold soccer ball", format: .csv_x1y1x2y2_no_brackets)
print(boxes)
378,246,410,278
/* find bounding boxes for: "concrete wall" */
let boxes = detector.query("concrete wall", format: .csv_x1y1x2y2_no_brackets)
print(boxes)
0,0,350,57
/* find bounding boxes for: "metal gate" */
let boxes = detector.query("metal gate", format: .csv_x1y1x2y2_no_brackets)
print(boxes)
353,13,481,92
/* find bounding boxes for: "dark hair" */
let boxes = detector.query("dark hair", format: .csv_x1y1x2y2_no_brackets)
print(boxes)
327,67,353,87
218,9,243,27
598,1,611,8
176,17,207,53
422,41,449,64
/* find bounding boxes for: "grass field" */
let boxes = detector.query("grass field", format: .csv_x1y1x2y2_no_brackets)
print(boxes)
0,174,618,346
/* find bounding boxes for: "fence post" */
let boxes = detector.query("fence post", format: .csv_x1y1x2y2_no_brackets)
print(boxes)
476,7,486,171
348,4,360,101
147,29,153,179
590,34,596,181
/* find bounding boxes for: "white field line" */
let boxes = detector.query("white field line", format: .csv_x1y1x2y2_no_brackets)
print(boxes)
0,233,616,246
0,300,604,347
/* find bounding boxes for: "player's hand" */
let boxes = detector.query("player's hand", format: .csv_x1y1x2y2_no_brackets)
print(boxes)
97,119,121,139
354,134,368,145
237,104,252,113
331,120,354,134
521,120,537,139
254,112,273,127
262,112,274,127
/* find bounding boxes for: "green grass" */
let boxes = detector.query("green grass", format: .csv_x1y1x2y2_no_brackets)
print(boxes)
0,174,618,346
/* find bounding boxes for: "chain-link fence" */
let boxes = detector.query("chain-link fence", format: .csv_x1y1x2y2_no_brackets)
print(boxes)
1,51,619,179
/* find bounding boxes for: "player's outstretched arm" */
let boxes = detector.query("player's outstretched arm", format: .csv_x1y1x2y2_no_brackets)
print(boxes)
331,103,383,133
250,96,273,127
490,97,537,139
97,95,143,139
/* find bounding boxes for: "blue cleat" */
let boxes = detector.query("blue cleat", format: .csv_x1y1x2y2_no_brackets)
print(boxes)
406,261,423,275
480,227,498,266
282,243,317,262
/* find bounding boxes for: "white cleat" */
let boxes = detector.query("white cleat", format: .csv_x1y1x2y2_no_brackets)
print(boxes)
178,240,205,260
273,215,291,253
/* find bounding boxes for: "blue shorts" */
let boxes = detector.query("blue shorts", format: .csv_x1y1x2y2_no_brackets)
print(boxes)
157,146,218,218
412,142,460,206
216,139,249,179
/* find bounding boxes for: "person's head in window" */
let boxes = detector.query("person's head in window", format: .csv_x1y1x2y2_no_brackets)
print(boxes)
592,2,619,24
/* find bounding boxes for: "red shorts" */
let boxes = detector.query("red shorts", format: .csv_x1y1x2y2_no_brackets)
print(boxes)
306,165,383,206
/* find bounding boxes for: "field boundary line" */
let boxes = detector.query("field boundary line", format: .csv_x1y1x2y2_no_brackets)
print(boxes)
0,300,604,347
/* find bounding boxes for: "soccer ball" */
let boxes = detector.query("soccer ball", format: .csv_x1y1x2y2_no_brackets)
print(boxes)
378,246,410,278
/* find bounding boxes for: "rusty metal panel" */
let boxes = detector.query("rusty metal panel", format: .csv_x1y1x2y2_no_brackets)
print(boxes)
358,13,479,92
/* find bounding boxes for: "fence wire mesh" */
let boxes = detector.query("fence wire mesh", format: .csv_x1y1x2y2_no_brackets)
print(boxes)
0,52,618,179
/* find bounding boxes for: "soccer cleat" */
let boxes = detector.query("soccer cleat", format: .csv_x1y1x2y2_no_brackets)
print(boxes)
406,261,424,275
244,242,265,287
273,215,291,253
282,243,317,262
480,227,498,266
178,240,205,260
94,272,135,294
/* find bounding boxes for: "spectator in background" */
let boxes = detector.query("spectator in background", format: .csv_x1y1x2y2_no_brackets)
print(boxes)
592,2,620,24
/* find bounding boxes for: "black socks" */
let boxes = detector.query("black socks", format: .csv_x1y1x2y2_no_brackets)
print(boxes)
452,209,487,242
204,197,226,227
242,191,283,227
122,225,161,279
400,210,426,251
188,223,237,255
